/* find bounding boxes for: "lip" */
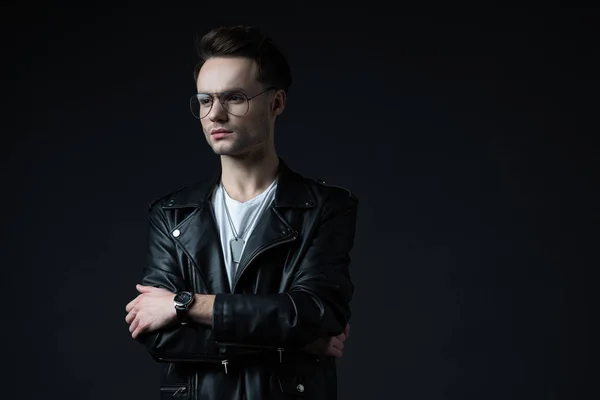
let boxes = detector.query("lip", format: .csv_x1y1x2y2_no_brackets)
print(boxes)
210,129,233,135
211,132,231,140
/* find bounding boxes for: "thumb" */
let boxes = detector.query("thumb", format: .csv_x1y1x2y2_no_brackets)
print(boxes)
136,284,152,293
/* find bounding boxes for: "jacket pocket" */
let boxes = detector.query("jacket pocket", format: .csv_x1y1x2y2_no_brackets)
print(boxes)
160,385,189,399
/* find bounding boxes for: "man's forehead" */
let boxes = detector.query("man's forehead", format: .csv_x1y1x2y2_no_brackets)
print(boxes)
196,57,259,92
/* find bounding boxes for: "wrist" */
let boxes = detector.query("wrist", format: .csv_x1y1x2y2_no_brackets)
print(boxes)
189,294,215,326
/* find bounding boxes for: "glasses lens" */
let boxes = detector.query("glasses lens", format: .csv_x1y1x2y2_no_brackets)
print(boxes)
220,92,249,117
190,95,212,119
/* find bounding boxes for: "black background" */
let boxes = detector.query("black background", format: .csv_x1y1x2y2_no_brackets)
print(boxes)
2,4,597,399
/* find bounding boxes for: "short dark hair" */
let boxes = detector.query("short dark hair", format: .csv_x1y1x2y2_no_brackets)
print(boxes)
193,25,292,93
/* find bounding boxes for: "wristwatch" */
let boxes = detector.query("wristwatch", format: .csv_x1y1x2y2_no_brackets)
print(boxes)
174,291,194,324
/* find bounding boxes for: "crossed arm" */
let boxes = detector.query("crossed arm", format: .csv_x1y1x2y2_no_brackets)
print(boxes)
125,190,358,360
125,286,350,358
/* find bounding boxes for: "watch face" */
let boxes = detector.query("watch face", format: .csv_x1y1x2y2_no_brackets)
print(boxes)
175,291,193,305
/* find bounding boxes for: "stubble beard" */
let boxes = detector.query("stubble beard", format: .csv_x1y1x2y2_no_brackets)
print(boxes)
208,128,270,158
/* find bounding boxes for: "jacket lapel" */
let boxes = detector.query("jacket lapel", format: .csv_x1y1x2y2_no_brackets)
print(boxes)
166,169,232,294
232,159,316,290
173,202,232,293
233,206,294,289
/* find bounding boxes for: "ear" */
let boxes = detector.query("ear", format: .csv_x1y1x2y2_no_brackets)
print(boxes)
272,89,286,116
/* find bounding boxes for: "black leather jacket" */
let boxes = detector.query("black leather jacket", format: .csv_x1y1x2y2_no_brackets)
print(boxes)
137,159,359,400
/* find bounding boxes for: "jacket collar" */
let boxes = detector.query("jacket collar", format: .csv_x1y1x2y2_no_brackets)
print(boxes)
166,157,316,209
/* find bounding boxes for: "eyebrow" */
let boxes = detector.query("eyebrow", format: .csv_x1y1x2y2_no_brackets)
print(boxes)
197,87,247,94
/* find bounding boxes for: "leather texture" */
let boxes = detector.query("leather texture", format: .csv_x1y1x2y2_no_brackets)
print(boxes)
137,158,359,400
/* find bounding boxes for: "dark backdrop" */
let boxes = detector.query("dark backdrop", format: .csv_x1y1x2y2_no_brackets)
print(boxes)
2,4,597,400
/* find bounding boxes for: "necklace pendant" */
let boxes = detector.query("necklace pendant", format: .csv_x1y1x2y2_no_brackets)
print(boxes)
230,237,245,263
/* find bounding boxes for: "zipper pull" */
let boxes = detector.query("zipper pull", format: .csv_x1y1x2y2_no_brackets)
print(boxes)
277,347,284,363
221,359,229,374
173,386,187,397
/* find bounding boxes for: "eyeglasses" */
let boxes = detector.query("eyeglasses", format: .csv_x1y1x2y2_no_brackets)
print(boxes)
190,87,277,119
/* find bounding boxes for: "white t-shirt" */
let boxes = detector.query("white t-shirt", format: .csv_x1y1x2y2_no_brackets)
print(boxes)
211,178,278,288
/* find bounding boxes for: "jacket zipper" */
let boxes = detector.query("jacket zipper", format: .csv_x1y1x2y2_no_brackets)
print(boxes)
215,341,279,350
222,359,228,374
160,385,187,397
156,348,288,377
231,232,297,292
155,354,232,375
154,354,226,363
215,342,286,363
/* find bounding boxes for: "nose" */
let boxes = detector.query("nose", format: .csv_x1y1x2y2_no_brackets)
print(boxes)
207,99,228,122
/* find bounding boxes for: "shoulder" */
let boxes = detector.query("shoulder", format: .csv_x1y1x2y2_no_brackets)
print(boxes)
301,174,359,208
147,176,216,211
280,158,358,206
147,185,187,210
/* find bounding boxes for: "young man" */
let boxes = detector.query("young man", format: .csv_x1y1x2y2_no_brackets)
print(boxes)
125,25,359,400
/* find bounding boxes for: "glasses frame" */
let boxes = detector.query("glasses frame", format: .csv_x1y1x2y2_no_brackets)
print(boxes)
190,86,278,119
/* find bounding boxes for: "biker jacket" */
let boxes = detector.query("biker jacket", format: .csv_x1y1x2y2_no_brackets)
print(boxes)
137,158,359,400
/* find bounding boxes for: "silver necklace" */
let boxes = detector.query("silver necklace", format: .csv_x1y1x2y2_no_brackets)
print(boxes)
221,181,276,263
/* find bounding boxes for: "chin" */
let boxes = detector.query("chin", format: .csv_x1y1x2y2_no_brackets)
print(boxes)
211,144,245,157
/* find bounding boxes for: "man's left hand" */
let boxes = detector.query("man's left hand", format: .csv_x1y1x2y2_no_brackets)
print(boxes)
304,323,350,358
125,284,176,339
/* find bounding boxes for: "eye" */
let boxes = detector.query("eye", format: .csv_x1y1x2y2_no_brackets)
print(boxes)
224,92,246,104
196,95,212,106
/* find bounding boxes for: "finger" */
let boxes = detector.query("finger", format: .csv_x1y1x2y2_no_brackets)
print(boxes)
129,317,139,333
132,321,147,340
331,337,344,351
132,325,141,339
125,311,137,324
336,332,346,342
125,298,138,312
326,346,343,358
344,323,350,338
136,284,153,293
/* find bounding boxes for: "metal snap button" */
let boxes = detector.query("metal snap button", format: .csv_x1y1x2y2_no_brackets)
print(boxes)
172,229,180,237
296,383,304,392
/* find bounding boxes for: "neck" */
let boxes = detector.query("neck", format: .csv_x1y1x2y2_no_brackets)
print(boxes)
219,147,280,203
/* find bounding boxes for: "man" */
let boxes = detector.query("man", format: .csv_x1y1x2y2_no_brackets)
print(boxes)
125,25,359,400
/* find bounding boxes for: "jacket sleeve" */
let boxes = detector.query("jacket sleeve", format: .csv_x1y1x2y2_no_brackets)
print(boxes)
136,203,220,362
212,190,358,349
